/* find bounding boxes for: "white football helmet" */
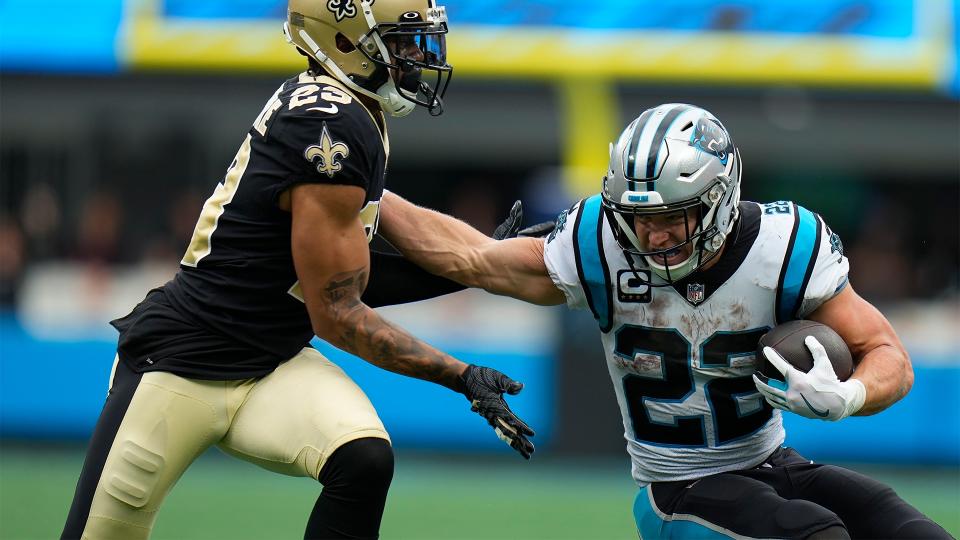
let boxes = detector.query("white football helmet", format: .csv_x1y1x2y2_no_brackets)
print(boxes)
601,104,742,282
284,0,452,117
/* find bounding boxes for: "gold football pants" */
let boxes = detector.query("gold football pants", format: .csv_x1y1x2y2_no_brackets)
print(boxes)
63,347,389,540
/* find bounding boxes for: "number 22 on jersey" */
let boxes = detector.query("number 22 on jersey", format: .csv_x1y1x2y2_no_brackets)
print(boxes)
617,325,773,447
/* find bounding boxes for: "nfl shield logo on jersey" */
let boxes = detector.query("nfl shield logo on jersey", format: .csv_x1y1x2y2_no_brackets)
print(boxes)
687,283,705,305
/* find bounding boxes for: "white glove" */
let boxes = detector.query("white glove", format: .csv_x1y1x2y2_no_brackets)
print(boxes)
753,336,865,421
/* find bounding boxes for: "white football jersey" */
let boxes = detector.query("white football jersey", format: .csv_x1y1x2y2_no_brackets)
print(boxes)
544,197,849,486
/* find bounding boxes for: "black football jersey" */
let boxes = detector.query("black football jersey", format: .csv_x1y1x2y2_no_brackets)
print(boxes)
111,72,389,379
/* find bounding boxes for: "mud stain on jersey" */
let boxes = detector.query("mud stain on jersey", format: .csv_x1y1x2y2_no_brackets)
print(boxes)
645,294,671,328
681,301,752,343
685,310,718,346
726,301,750,331
613,350,662,376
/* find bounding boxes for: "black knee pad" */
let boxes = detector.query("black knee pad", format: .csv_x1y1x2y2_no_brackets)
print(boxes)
774,499,844,538
319,437,394,496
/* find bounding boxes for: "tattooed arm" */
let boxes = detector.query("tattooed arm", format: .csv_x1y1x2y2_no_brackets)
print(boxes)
287,183,536,457
288,182,465,390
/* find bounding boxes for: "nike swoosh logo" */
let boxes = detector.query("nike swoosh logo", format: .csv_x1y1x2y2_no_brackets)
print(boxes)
800,393,830,418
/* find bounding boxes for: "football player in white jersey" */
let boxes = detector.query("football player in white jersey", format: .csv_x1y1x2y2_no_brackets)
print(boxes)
377,104,951,538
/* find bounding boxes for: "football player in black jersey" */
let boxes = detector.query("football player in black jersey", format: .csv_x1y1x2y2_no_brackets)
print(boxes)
61,2,534,539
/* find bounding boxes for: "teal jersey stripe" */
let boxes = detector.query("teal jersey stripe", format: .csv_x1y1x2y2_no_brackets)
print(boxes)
634,487,734,539
777,205,819,322
575,195,612,331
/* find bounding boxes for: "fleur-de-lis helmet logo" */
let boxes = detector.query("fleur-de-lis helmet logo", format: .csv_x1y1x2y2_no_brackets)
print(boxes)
326,0,357,22
304,123,350,178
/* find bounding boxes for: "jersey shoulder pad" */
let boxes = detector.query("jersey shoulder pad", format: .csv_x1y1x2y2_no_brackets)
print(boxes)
543,195,615,332
755,201,849,322
271,74,385,190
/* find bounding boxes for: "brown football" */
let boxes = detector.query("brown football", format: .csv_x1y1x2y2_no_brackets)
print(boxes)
757,320,854,382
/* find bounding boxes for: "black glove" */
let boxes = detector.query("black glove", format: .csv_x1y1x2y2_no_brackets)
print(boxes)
518,220,556,238
492,200,523,240
457,364,535,459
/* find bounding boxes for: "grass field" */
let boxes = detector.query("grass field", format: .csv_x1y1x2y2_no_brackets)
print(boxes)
1,443,957,539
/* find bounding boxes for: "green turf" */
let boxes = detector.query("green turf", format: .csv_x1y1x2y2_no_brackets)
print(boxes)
1,444,956,539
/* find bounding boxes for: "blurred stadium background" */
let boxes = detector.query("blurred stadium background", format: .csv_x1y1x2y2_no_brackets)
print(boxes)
1,0,958,538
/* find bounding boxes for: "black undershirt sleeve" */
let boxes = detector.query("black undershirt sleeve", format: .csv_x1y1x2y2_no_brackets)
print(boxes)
361,237,466,308
361,198,529,308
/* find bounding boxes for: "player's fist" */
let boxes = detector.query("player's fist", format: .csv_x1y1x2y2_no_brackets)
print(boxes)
458,364,535,459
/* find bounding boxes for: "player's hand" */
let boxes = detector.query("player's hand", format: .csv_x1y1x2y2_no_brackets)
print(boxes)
492,200,556,240
492,200,523,240
458,364,535,459
753,336,866,421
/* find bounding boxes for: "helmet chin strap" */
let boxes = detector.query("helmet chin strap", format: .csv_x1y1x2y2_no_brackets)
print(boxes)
612,213,643,252
624,252,674,288
644,245,702,282
376,84,417,117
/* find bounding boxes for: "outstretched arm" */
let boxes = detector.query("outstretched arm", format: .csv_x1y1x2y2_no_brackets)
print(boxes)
289,183,535,457
361,203,528,307
377,191,566,306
